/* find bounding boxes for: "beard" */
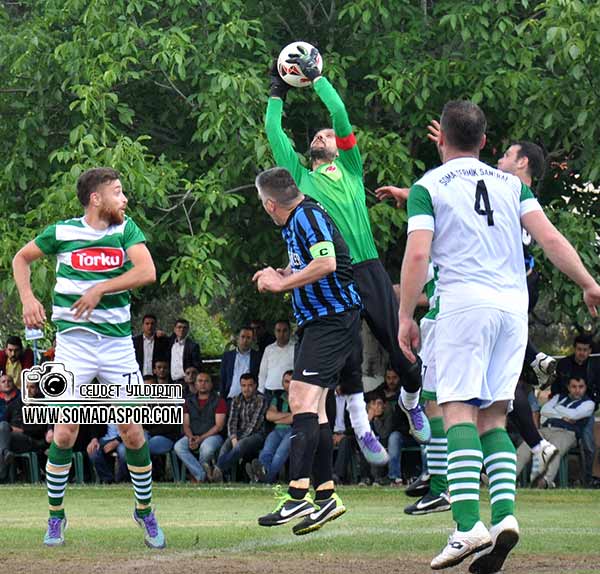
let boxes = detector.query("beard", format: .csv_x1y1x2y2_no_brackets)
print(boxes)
98,204,125,225
309,146,337,163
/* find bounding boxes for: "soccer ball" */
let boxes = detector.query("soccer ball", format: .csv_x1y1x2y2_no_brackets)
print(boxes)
277,41,323,88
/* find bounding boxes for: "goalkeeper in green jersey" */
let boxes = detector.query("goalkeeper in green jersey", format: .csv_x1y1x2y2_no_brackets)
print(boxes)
264,47,431,464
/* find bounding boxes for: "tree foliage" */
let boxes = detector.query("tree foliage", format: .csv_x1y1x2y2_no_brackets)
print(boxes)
0,0,598,336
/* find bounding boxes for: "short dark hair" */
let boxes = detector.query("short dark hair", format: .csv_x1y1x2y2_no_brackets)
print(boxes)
275,319,290,327
512,141,545,180
196,372,212,383
440,100,487,152
5,336,22,349
142,314,157,323
574,334,593,347
76,167,120,207
239,325,254,334
255,167,301,207
240,372,256,384
175,318,189,327
568,377,587,387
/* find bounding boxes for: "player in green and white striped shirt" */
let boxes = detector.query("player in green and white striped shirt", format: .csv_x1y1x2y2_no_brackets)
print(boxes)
13,167,165,549
398,101,600,571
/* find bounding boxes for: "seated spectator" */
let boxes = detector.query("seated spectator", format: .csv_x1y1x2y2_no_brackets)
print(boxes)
133,314,169,377
0,377,48,480
0,336,34,389
517,377,595,487
250,318,276,358
41,338,56,364
258,320,294,403
220,327,260,400
208,373,266,482
183,366,199,399
88,424,126,483
173,372,226,483
247,370,293,483
168,318,202,385
153,360,171,385
553,334,600,484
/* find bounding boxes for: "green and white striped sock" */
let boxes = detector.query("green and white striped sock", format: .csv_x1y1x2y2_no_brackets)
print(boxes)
481,428,517,525
126,442,153,517
446,423,482,532
46,442,72,519
427,416,448,496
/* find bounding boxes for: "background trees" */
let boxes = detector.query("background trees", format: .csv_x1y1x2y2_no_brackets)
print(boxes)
0,0,597,349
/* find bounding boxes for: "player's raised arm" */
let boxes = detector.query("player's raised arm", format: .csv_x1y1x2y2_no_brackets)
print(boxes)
521,204,600,315
265,62,308,185
12,240,47,328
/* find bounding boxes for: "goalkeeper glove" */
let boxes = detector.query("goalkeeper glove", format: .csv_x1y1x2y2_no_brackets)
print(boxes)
269,61,290,100
286,45,321,82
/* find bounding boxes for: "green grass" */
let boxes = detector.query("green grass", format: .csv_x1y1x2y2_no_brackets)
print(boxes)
2,484,599,571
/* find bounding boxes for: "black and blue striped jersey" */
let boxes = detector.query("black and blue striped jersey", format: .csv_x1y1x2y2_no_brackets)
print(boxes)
282,198,361,326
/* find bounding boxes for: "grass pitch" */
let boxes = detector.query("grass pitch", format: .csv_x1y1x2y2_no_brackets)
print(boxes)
1,484,599,574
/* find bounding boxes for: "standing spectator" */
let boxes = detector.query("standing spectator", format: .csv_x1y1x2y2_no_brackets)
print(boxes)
88,424,126,483
132,314,169,377
174,372,226,483
209,374,266,482
248,370,294,483
182,366,199,399
168,318,202,385
554,334,600,483
258,320,294,402
517,378,595,487
0,336,34,389
251,319,276,358
220,327,260,400
0,377,48,479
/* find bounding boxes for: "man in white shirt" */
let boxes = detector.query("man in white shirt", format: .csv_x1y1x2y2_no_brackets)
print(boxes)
258,320,294,401
398,99,600,571
517,377,595,487
132,314,168,377
168,318,201,385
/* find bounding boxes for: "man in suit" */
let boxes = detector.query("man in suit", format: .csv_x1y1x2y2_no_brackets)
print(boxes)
220,326,260,400
132,314,169,377
168,318,202,385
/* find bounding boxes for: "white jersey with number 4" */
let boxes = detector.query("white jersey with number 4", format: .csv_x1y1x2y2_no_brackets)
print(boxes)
407,157,542,318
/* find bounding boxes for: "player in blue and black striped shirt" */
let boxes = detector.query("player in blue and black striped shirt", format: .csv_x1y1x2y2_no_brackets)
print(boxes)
253,167,361,535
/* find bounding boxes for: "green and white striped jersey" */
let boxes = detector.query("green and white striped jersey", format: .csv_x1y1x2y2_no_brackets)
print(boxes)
407,157,541,317
34,216,146,338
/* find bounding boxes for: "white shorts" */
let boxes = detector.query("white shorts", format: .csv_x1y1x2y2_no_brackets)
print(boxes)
435,308,527,408
55,329,142,399
420,318,437,401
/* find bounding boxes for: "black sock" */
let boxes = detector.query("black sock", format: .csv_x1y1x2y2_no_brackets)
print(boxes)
312,423,334,491
315,488,334,500
288,486,308,500
289,412,319,483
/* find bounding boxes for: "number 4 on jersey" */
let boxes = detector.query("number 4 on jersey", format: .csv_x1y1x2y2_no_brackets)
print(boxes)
474,180,494,226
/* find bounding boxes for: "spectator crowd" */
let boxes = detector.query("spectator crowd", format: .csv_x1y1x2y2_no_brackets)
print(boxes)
1,320,599,489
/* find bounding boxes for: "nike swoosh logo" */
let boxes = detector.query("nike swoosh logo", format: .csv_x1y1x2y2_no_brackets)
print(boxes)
280,503,307,518
310,499,335,520
302,370,319,376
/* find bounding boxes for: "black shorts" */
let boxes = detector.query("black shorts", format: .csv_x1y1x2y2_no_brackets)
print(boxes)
293,309,362,390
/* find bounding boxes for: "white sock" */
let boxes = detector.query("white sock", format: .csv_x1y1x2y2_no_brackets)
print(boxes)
400,388,420,410
344,393,370,437
531,438,550,455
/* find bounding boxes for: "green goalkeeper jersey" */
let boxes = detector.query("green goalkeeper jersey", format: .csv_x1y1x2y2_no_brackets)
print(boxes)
265,77,379,264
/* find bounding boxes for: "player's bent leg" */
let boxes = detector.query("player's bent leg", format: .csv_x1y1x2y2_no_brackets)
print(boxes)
119,423,165,549
44,423,78,547
258,381,321,527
